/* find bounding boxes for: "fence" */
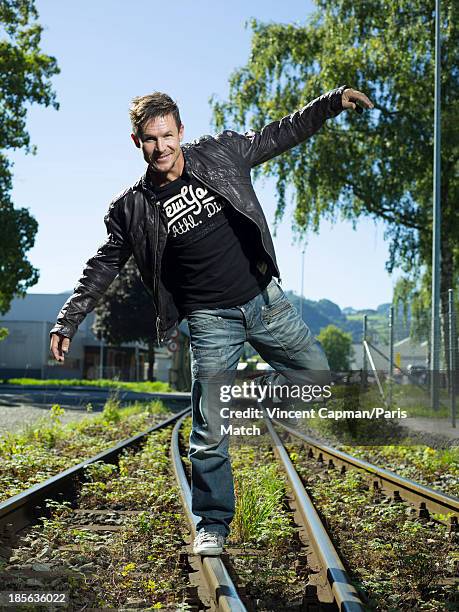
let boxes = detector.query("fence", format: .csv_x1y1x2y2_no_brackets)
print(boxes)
362,288,457,427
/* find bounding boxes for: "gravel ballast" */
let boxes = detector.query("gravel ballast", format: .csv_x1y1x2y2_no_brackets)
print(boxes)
0,404,98,435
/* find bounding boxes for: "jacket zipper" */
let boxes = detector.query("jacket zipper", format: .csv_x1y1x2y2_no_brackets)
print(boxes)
152,196,163,347
150,165,283,346
190,169,282,284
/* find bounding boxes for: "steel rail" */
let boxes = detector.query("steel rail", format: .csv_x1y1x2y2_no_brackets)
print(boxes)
170,414,247,612
273,421,459,521
265,417,365,612
0,405,191,542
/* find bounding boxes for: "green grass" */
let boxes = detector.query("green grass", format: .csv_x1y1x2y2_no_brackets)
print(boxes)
5,377,171,393
180,418,294,549
288,454,457,610
7,427,191,610
0,398,171,501
346,444,459,497
389,383,453,418
231,447,294,547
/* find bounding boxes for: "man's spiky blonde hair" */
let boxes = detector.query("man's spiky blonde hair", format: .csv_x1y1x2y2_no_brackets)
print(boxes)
129,92,181,136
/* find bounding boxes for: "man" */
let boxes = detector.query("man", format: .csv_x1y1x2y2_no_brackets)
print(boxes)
50,85,374,555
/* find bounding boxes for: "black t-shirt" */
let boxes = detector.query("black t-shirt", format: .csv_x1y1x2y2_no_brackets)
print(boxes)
151,168,272,315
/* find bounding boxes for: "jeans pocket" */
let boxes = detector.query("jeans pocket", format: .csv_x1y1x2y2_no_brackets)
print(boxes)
262,298,293,323
190,346,226,381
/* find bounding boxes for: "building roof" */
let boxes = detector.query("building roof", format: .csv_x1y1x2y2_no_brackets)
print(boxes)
2,293,72,322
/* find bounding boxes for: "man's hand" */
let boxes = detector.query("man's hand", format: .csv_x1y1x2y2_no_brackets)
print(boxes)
342,88,374,114
50,333,71,363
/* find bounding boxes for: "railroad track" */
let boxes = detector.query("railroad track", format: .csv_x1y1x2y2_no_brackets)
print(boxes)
0,406,197,610
170,413,366,611
1,406,247,611
265,418,365,611
271,419,459,529
0,405,191,548
171,414,248,612
0,397,457,610
0,403,365,609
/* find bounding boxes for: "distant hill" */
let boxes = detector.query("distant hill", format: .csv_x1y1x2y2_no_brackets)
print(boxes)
284,293,407,344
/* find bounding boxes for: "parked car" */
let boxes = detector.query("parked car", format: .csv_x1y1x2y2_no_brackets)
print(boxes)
407,364,428,384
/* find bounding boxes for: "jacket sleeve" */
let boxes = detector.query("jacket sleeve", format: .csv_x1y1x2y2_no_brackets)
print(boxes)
223,85,348,168
49,200,132,340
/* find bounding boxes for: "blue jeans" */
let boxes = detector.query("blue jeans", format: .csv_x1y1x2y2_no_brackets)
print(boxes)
186,278,330,537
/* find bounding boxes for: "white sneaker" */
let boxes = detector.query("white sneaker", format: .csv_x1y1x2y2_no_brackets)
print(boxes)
192,528,225,556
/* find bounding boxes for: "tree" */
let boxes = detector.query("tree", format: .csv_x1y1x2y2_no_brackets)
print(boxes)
394,269,458,380
210,0,458,369
92,257,157,380
0,327,9,342
317,324,354,371
0,0,59,314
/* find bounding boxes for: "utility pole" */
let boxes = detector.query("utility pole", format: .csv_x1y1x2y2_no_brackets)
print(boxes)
389,306,394,408
448,289,456,428
430,0,442,411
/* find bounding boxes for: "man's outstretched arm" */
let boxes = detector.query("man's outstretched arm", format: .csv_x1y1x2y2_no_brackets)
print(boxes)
49,201,132,362
221,85,374,168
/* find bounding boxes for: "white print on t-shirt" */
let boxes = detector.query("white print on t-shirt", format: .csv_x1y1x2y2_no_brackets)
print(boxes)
162,184,222,237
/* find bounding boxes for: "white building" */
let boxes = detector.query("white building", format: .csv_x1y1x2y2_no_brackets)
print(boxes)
0,293,154,380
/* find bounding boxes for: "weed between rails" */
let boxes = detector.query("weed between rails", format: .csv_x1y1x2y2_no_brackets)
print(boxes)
288,444,458,611
0,398,171,501
180,417,314,609
230,447,295,547
344,444,459,498
4,427,192,611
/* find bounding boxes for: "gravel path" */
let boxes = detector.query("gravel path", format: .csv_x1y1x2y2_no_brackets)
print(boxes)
0,404,98,435
396,417,459,446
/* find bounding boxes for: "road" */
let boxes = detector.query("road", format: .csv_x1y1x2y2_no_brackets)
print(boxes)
0,384,190,411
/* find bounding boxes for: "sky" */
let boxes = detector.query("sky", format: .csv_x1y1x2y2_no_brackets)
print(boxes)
9,0,398,311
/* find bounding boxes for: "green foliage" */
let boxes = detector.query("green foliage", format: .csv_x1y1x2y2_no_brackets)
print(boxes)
393,271,432,342
290,456,457,609
22,403,67,449
0,327,8,341
348,443,459,496
0,399,170,501
101,396,122,425
6,377,171,393
0,0,59,313
304,383,407,444
318,324,353,370
231,448,294,547
211,0,459,338
39,499,73,544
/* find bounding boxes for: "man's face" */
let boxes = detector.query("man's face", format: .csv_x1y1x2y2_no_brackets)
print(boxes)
132,113,184,175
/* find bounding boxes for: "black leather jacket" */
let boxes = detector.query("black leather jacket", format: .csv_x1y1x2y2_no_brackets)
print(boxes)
50,85,348,346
